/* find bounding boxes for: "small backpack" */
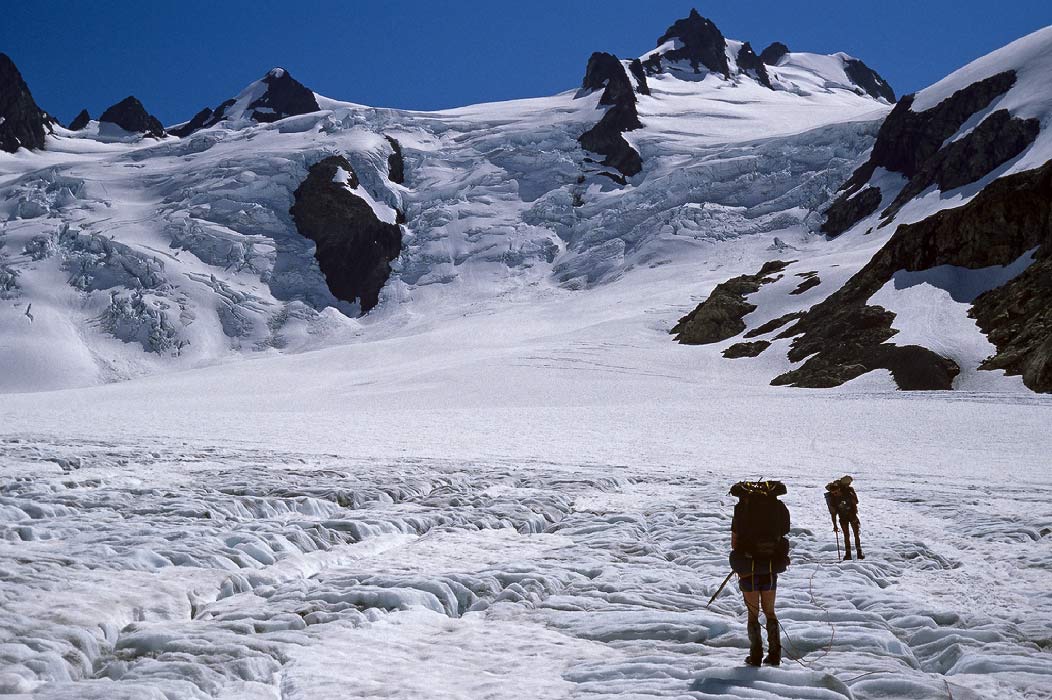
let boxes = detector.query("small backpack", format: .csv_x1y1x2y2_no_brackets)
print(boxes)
826,483,858,518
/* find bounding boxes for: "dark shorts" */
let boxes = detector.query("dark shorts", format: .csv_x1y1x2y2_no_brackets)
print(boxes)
739,573,778,592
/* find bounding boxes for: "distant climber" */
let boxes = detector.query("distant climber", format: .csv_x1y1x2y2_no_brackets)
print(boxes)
729,480,791,666
826,475,864,560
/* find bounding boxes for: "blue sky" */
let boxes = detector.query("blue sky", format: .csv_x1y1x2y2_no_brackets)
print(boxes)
4,1,1050,125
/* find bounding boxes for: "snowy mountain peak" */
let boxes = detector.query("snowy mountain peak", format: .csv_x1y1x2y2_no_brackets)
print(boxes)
632,10,894,103
169,66,320,137
98,95,167,139
646,8,730,77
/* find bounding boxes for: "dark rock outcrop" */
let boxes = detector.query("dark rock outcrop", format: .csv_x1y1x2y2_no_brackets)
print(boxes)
844,71,1016,192
790,272,821,295
843,58,896,102
99,96,166,138
826,70,1018,234
671,261,791,344
777,159,1052,392
737,42,772,89
654,9,730,77
68,109,91,132
385,136,405,184
169,108,214,138
289,156,403,314
627,59,650,95
723,341,770,358
883,109,1039,217
743,311,805,339
578,52,644,179
239,68,319,124
972,256,1052,393
0,53,48,152
760,42,790,66
821,186,881,237
172,68,319,137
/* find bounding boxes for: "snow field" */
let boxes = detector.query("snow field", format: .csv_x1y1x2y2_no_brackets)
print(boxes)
1,424,1049,699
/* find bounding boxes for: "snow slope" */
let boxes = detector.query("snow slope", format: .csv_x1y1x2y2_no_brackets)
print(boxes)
2,14,1052,700
1,257,1050,698
0,32,887,392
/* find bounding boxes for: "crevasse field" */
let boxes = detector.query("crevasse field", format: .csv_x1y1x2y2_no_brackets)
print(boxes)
2,23,1052,700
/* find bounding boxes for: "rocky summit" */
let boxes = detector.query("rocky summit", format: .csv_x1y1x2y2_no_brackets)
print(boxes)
0,53,49,152
98,96,167,138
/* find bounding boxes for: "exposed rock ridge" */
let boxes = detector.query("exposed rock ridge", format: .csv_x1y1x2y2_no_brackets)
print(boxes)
169,108,214,138
882,109,1039,218
778,160,1052,391
843,58,896,102
578,52,644,179
759,42,790,66
737,42,772,89
0,53,49,152
822,70,1019,236
68,109,91,132
240,68,319,124
173,68,320,137
99,97,166,138
289,155,403,314
385,136,405,184
671,260,792,344
650,8,730,77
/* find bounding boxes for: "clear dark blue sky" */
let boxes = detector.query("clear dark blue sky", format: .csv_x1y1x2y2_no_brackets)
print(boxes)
4,1,1050,125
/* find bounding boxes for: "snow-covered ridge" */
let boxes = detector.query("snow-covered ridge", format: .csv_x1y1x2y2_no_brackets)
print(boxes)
0,9,894,392
675,24,1052,394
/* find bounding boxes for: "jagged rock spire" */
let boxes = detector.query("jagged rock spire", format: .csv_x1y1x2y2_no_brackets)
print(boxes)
0,53,48,152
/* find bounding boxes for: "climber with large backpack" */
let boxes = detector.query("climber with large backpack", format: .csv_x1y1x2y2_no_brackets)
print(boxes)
729,480,791,667
825,475,864,560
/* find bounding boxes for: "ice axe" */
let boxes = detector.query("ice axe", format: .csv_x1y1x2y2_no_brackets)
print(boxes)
706,571,735,608
834,525,842,561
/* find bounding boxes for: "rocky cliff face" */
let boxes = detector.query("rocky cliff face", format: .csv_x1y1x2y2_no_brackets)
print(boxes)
671,26,1052,394
68,109,91,131
648,9,730,77
843,58,896,102
759,42,790,66
99,96,166,138
0,53,49,153
173,68,320,137
168,108,213,138
824,71,1018,236
289,156,403,314
671,261,790,344
577,52,644,179
736,43,772,89
237,68,319,124
777,160,1052,391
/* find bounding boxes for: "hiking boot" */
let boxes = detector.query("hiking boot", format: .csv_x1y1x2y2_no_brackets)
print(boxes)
764,619,781,666
745,619,763,666
857,551,865,560
843,553,852,560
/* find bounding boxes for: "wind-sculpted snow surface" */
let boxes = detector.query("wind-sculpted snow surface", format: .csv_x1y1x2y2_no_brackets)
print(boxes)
1,431,1049,699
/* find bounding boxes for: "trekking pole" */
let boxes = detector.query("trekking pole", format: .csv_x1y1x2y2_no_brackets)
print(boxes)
834,527,841,561
706,571,735,608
